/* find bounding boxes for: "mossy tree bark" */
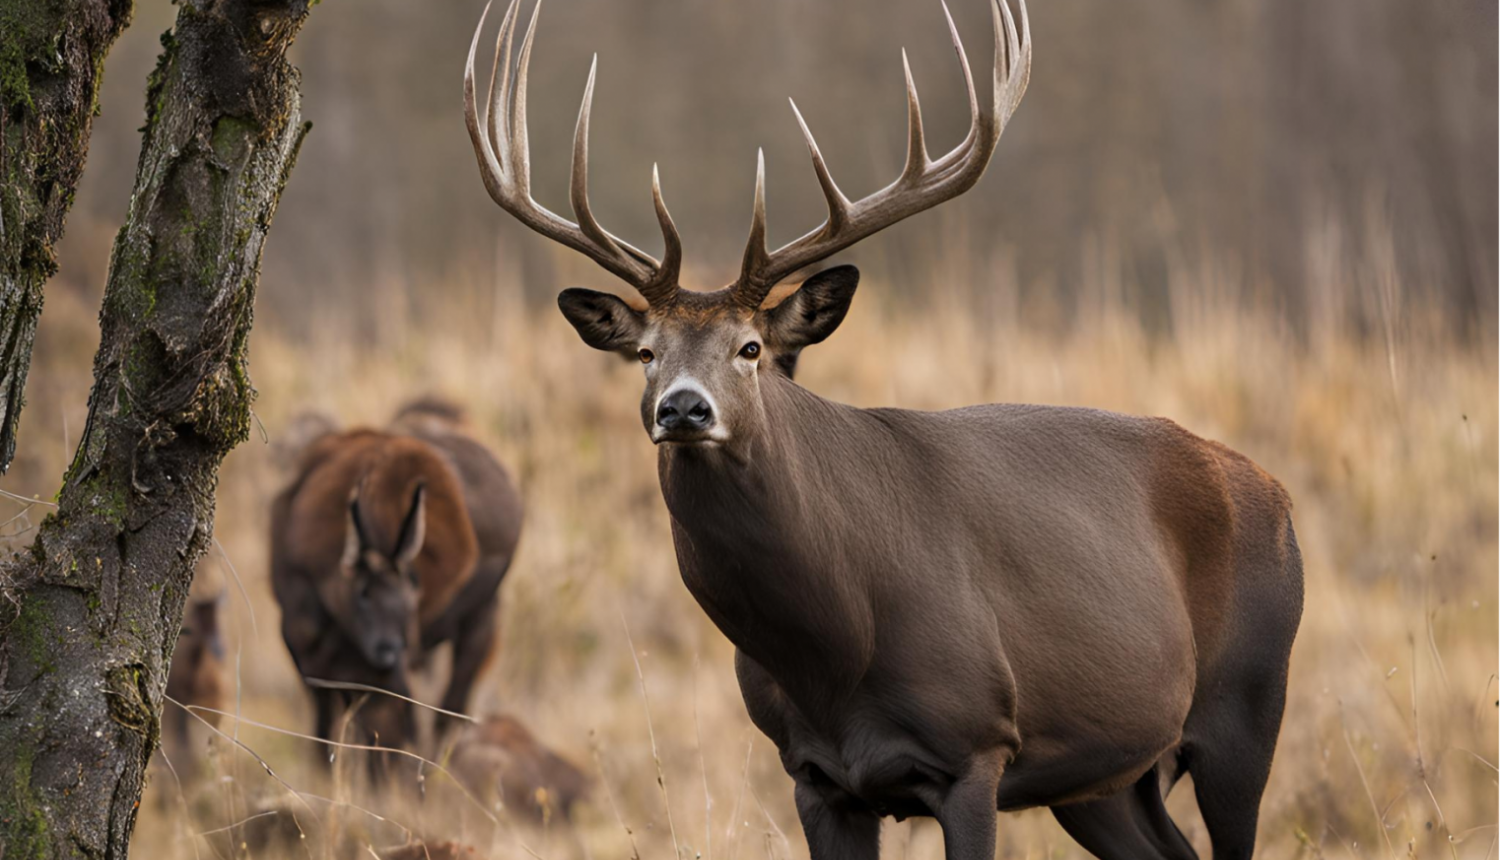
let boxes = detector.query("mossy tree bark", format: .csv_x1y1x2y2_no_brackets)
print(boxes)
0,0,134,474
0,0,313,856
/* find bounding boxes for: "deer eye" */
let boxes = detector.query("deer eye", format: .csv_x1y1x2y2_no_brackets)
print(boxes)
739,342,761,360
638,348,655,364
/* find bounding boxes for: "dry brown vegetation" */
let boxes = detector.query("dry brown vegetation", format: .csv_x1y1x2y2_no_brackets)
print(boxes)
1,0,1493,855
3,248,1494,859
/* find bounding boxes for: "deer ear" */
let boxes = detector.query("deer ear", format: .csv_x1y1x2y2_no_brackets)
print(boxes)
341,490,371,573
763,265,859,377
393,482,427,569
558,288,647,356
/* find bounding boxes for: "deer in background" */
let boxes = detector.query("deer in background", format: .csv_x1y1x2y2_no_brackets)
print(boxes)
463,2,1302,858
450,714,591,824
159,593,227,785
271,399,522,766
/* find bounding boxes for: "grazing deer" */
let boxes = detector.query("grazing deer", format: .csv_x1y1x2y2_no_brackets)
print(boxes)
462,2,1302,859
159,594,227,783
451,714,591,824
271,401,522,763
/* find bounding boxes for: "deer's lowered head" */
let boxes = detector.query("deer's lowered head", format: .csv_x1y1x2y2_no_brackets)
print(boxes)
337,480,427,671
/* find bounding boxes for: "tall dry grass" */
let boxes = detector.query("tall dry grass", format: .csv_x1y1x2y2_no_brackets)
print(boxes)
1,250,1495,860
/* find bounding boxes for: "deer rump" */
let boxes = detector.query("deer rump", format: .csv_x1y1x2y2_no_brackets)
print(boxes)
271,427,521,751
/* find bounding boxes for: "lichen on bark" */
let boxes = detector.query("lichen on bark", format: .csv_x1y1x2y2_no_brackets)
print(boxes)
0,0,134,476
0,0,314,855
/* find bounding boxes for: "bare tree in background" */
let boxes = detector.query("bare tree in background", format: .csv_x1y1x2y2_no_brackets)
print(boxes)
0,0,313,854
0,0,132,474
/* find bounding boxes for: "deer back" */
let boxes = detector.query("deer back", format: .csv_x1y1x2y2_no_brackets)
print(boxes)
274,430,479,629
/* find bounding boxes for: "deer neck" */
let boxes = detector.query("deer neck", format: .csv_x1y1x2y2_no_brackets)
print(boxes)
656,375,874,687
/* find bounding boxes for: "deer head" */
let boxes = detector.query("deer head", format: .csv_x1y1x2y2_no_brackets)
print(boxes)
465,0,1030,449
339,481,427,671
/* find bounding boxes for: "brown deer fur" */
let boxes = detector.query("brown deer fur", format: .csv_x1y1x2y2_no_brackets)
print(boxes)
160,596,227,774
451,715,591,823
271,402,521,760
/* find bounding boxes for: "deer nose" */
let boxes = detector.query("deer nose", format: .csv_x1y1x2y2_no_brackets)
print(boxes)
371,639,402,670
657,389,714,433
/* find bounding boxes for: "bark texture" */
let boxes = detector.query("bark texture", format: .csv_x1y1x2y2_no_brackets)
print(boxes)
0,0,133,474
0,0,312,856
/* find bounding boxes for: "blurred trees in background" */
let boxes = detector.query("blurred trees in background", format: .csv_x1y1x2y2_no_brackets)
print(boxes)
57,0,1496,342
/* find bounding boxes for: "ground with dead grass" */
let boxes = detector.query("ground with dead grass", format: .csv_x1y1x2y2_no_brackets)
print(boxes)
2,270,1495,860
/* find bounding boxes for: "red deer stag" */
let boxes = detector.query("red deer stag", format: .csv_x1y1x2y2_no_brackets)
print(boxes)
271,400,522,764
463,3,1302,858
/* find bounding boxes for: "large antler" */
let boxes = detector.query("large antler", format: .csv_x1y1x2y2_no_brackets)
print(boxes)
733,0,1032,310
464,0,682,308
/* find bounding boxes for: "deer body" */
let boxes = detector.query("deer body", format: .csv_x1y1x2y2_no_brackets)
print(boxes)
272,407,521,761
159,596,228,786
462,1,1301,855
663,377,1298,818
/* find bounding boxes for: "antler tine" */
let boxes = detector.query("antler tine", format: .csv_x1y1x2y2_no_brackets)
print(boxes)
994,0,1013,86
648,165,683,303
788,99,850,234
901,49,928,179
731,0,1031,307
488,0,520,173
997,0,1031,122
940,0,980,153
735,148,771,304
508,0,542,193
464,2,505,201
570,56,619,252
752,148,768,252
569,54,679,304
464,1,681,307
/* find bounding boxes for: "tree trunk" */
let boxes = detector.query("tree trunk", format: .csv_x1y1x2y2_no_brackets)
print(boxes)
0,0,133,474
0,0,313,856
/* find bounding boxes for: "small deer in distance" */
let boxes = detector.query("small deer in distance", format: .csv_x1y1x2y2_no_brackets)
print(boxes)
463,2,1303,859
159,593,227,784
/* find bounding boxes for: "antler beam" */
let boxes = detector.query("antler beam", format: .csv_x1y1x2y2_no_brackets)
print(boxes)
732,0,1032,310
464,0,682,308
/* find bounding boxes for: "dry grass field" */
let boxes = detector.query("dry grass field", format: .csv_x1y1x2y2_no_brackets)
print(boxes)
2,257,1495,860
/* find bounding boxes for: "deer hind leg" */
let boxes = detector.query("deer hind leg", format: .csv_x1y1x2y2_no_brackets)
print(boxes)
1178,648,1288,860
437,592,500,743
1050,768,1198,860
1182,512,1300,860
